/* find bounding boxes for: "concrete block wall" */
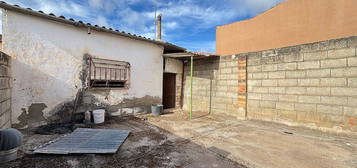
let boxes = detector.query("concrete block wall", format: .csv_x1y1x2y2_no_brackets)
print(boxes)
0,52,11,129
182,56,246,119
246,36,357,132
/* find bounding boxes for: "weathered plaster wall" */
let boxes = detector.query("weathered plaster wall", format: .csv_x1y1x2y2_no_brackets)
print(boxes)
2,11,164,127
216,0,357,56
164,58,183,108
0,52,11,129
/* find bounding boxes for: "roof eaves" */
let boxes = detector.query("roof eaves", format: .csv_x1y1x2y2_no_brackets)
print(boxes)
0,1,186,51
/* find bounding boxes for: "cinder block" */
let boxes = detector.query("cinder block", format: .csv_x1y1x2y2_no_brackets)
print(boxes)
331,87,357,96
247,80,261,87
286,87,306,95
279,94,298,102
260,101,276,108
303,51,328,61
262,80,278,86
262,64,278,72
320,58,347,68
295,103,317,112
320,78,347,87
306,69,330,78
348,78,357,87
277,62,297,71
286,70,306,78
276,102,294,111
248,65,262,72
348,57,357,67
317,105,343,115
331,67,357,77
284,53,303,63
268,71,285,79
306,87,330,96
348,97,357,107
248,93,262,100
298,79,320,86
328,48,355,58
297,61,320,70
321,96,347,105
269,87,285,94
252,87,269,93
343,107,357,117
247,100,260,108
252,72,268,79
278,79,298,86
262,94,279,101
298,96,320,104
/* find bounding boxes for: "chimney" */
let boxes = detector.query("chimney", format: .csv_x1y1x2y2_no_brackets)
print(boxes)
156,14,162,41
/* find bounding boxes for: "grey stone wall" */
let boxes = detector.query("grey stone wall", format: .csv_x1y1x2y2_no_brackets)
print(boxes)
246,36,357,132
0,52,11,129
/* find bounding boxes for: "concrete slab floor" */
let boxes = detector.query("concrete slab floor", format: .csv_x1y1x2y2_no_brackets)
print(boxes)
144,110,357,168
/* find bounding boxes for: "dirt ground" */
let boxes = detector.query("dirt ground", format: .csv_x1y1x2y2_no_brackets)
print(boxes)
2,110,357,168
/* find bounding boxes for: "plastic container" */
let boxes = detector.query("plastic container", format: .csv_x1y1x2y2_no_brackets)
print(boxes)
93,109,105,124
151,104,163,116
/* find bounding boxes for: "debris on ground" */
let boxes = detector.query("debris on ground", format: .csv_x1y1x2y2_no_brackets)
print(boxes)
33,128,130,154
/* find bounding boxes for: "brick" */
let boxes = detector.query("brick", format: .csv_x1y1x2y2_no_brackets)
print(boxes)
320,78,347,87
286,87,306,95
295,103,317,112
320,58,347,68
278,79,298,86
262,80,277,87
262,64,277,72
269,87,285,94
276,102,294,111
328,48,355,58
260,101,276,108
298,96,320,104
303,51,327,61
268,71,285,79
297,61,320,70
331,88,357,96
277,63,297,71
306,87,330,96
261,94,279,101
317,105,343,115
306,69,330,78
331,67,357,77
286,71,306,78
248,93,261,100
321,96,347,105
279,95,298,102
298,79,320,86
247,65,262,72
252,72,268,79
348,57,357,67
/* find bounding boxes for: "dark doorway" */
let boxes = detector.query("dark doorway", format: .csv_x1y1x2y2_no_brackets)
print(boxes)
163,73,176,109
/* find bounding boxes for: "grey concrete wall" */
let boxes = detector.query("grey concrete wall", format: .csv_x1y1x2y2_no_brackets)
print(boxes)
0,52,11,129
182,56,246,119
246,36,357,132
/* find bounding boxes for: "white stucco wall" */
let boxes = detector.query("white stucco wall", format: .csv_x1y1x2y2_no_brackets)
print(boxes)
2,11,164,125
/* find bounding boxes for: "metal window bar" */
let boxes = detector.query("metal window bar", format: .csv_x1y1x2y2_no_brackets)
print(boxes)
89,57,130,88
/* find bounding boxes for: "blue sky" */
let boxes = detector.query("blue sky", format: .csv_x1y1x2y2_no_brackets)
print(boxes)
2,0,284,53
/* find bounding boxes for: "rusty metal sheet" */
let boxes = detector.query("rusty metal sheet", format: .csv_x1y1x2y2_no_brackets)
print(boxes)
33,128,130,154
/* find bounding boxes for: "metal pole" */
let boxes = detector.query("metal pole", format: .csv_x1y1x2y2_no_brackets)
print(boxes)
189,55,193,120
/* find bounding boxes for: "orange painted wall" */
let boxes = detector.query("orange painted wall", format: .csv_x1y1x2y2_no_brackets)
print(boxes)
216,0,357,56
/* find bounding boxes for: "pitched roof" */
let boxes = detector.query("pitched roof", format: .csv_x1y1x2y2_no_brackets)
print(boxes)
0,1,186,53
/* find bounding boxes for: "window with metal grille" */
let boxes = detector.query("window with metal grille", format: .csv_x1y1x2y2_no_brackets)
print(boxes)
89,57,130,89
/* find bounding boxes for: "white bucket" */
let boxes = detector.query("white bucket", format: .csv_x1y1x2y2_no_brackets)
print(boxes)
93,109,105,124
